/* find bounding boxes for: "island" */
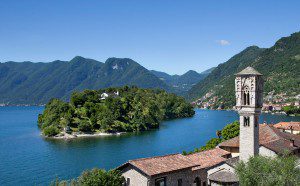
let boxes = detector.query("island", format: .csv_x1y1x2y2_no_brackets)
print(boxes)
37,86,195,138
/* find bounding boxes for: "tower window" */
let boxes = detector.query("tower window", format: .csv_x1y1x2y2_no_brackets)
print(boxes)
244,117,250,127
243,92,250,105
242,86,250,105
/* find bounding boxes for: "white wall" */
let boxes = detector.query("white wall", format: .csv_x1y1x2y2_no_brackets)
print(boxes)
259,146,277,157
122,166,149,186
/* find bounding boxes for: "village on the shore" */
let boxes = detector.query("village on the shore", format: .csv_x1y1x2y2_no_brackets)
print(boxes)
193,91,300,115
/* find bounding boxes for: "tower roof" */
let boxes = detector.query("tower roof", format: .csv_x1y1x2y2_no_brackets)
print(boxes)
236,66,262,76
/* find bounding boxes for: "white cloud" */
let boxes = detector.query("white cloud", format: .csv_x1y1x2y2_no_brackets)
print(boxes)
217,39,230,46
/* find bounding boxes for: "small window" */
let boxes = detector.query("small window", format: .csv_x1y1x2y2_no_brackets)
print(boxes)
203,181,206,186
193,177,201,186
155,177,166,186
244,117,250,127
177,179,182,186
126,178,130,186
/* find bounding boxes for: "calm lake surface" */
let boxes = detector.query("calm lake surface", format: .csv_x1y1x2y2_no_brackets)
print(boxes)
0,107,299,185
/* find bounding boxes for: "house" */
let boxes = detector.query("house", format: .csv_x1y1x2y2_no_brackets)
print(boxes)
100,91,119,100
118,148,231,186
273,121,300,134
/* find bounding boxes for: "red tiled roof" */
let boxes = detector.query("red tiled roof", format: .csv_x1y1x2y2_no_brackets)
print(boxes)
187,148,231,170
125,154,198,176
118,148,232,176
219,124,300,154
273,122,300,131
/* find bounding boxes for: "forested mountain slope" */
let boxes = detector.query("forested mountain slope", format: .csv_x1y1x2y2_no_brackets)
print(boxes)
188,32,300,108
0,57,169,104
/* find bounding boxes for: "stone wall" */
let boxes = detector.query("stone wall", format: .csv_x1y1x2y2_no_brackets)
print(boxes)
121,165,207,186
121,165,149,186
149,168,207,186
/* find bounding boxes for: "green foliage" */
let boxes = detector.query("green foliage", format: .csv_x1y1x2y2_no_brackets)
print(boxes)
50,168,124,186
236,155,300,186
184,120,240,154
283,106,300,115
188,32,300,108
0,57,171,105
43,125,60,137
221,121,240,140
200,138,223,151
38,86,195,134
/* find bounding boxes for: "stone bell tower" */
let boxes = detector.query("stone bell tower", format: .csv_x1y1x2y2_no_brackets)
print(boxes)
235,67,263,162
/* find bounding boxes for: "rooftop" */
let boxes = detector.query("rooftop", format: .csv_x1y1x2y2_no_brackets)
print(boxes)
236,66,262,76
208,170,239,183
187,148,231,170
273,122,300,131
219,124,300,154
118,148,231,176
118,153,198,177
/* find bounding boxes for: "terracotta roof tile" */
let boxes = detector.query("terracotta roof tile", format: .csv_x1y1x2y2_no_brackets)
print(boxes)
128,153,198,176
273,122,300,131
187,148,231,169
219,124,300,154
208,170,239,183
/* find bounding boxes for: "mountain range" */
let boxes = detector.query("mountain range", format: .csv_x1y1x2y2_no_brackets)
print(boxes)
0,56,209,105
1,31,299,106
187,31,300,108
151,68,214,93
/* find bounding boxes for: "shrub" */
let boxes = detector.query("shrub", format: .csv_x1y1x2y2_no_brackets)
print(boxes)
43,125,60,137
221,120,239,140
50,168,125,186
236,155,300,186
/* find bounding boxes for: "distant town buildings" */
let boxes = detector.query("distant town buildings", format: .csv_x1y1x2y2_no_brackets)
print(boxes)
273,121,300,134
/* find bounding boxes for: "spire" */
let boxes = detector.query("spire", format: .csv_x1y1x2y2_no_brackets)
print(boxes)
236,67,262,76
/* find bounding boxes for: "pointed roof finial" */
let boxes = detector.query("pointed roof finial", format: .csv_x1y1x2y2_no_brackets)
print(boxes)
236,66,262,76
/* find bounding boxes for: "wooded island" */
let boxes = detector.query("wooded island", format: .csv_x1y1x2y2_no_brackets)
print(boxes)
38,86,195,137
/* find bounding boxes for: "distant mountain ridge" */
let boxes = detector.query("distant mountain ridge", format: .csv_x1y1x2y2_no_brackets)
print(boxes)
0,57,172,104
0,57,211,105
151,67,214,93
188,31,300,108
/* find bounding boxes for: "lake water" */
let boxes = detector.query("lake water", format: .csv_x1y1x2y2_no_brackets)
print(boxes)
0,107,299,185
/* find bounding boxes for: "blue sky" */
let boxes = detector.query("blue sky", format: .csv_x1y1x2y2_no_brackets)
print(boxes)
0,0,299,74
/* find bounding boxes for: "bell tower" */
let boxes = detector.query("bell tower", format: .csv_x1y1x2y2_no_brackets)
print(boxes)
235,67,263,162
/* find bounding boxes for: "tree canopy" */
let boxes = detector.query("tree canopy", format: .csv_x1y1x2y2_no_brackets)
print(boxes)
184,120,240,154
38,86,195,136
236,155,300,186
51,168,124,186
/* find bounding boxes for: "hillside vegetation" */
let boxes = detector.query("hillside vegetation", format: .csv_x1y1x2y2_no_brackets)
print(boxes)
0,57,170,104
188,32,300,108
38,86,195,136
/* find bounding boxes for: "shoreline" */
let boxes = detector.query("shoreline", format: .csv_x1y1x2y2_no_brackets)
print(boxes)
45,131,126,140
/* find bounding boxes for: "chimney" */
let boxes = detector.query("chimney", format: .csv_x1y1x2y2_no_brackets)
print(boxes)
290,138,295,147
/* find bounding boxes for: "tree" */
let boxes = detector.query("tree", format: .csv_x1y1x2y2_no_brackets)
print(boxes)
236,155,300,186
200,138,222,151
216,130,222,139
221,121,239,140
43,125,60,137
50,168,125,186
